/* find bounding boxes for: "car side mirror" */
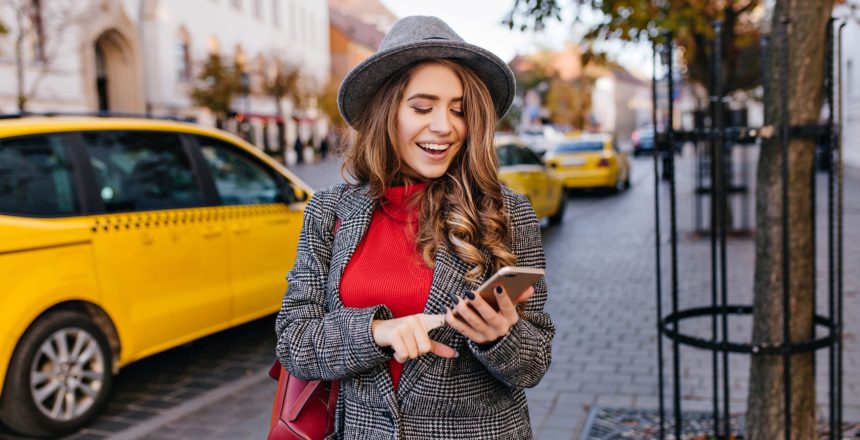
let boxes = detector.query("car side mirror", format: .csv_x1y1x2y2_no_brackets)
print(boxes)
292,187,309,202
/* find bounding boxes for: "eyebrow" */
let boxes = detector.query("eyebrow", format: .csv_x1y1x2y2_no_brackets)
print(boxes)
406,93,463,103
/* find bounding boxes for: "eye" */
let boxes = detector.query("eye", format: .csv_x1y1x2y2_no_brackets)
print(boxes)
451,108,464,117
412,107,432,114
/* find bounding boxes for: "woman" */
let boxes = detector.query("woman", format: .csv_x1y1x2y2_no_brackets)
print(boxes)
276,16,554,439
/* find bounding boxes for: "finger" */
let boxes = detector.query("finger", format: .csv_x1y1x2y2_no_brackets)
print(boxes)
389,335,408,363
456,298,492,334
399,325,419,359
413,325,432,355
418,313,447,331
430,341,457,358
469,290,506,324
494,285,520,322
445,308,485,343
513,286,535,305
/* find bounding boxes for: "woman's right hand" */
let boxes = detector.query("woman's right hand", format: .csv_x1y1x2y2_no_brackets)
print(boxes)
372,314,457,363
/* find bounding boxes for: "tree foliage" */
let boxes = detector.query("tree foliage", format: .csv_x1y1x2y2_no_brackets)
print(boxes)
1,0,76,111
505,0,764,95
190,54,242,125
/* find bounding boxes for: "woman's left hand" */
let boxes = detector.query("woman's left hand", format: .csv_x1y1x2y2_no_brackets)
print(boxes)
445,286,534,345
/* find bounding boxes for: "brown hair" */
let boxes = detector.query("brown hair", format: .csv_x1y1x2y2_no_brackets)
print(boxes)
342,59,516,282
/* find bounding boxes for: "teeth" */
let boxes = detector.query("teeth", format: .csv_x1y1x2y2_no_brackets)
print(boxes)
418,143,450,151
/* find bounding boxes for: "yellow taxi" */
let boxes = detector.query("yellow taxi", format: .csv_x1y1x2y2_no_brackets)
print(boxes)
0,116,311,437
544,134,631,192
495,135,565,225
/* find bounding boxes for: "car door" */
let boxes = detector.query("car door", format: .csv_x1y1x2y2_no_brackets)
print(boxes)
519,147,559,217
80,130,231,357
193,135,304,324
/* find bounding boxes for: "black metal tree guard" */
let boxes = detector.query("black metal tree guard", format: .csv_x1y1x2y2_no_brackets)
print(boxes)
651,15,846,440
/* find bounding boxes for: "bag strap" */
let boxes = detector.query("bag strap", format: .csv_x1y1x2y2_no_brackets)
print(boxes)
286,378,323,422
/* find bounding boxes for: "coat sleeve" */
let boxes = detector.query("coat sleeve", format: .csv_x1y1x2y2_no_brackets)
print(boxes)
275,186,393,381
467,191,555,388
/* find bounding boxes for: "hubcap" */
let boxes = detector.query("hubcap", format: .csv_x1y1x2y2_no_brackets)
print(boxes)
29,328,105,421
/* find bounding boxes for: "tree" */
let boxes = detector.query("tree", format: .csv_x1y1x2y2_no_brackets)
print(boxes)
747,2,833,438
317,78,343,129
505,0,764,99
1,0,76,111
190,53,242,128
262,57,300,120
508,1,836,438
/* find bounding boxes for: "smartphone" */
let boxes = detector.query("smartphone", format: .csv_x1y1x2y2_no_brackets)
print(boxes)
474,266,545,309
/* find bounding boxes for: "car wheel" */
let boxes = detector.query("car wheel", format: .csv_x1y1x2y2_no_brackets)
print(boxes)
613,174,626,193
0,311,114,438
624,172,632,189
548,194,565,226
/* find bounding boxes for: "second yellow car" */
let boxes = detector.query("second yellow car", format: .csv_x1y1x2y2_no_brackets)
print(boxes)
544,134,631,192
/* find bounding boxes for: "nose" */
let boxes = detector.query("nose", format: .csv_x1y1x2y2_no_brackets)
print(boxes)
429,109,453,135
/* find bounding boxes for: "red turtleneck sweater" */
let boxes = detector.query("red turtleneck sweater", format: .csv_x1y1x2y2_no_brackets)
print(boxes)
339,183,433,389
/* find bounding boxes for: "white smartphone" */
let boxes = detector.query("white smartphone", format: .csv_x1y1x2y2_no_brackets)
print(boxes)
474,266,545,309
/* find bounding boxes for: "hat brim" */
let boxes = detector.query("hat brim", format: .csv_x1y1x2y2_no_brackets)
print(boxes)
337,40,515,128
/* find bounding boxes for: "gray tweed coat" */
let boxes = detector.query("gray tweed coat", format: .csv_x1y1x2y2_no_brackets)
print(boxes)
275,183,555,439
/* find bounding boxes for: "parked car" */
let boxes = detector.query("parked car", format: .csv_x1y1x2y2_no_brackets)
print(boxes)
517,124,565,156
544,134,631,192
0,115,311,437
494,135,565,225
632,127,655,156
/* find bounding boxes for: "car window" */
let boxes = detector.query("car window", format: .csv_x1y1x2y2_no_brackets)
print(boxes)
196,136,289,205
82,131,203,212
520,147,544,165
0,134,79,216
496,144,518,166
555,141,604,153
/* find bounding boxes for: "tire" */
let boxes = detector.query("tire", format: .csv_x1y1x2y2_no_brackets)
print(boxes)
0,311,114,438
548,194,565,226
624,170,632,189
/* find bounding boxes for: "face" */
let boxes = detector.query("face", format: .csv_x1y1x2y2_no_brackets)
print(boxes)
395,63,468,181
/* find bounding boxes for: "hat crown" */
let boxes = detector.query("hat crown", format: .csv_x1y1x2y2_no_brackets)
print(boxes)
378,16,465,52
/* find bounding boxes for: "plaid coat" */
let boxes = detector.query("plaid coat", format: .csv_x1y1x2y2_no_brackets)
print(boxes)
275,183,555,439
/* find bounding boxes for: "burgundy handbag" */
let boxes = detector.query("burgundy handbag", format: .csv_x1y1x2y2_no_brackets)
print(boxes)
267,360,340,440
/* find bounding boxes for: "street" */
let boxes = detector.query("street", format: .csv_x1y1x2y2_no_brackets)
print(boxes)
8,152,856,440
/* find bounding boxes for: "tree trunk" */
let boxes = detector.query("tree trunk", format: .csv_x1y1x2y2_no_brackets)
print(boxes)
14,4,26,112
747,1,833,439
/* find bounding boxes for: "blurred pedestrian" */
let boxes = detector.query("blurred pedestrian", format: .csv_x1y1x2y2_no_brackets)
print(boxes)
320,128,332,160
275,15,554,439
293,135,304,164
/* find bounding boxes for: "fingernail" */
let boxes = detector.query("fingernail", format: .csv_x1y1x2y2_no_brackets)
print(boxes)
495,285,503,295
464,291,475,300
453,351,460,358
447,291,459,305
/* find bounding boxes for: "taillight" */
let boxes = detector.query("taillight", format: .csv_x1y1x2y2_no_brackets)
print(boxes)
598,158,611,167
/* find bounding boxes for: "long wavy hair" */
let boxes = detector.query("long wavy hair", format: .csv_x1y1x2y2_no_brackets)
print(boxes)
342,59,516,282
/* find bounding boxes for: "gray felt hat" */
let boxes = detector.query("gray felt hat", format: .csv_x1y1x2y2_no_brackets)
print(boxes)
337,15,516,128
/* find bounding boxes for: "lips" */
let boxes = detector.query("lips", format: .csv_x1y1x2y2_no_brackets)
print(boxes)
417,142,451,152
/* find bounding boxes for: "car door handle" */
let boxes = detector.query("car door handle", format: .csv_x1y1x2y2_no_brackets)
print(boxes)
202,226,223,238
231,223,251,234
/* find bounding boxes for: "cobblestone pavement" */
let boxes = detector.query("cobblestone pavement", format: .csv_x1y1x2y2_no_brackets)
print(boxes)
3,153,855,440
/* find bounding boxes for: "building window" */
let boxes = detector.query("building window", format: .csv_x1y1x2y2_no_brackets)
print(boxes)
253,0,262,19
176,28,192,81
271,0,280,27
231,0,242,11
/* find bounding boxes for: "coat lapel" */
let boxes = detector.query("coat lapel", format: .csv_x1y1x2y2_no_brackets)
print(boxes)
326,185,402,423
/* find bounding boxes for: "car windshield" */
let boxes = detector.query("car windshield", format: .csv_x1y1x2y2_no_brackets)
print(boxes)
555,141,604,153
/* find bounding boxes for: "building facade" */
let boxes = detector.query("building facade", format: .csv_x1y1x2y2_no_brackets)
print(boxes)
837,3,860,170
0,0,330,161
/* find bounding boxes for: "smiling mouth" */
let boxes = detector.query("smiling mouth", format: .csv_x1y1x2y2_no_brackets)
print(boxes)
417,143,451,154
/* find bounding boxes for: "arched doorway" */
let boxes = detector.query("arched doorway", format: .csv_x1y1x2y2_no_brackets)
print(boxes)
93,30,141,112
